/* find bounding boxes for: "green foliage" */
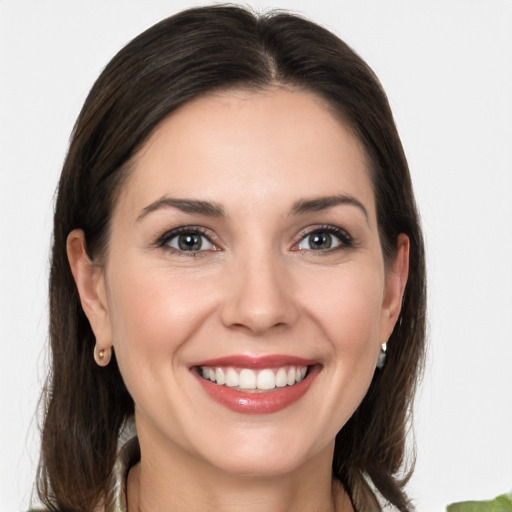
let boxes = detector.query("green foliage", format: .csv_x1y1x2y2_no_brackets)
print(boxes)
447,493,512,512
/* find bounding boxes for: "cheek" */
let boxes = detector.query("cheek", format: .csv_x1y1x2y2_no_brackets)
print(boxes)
311,267,384,340
106,262,218,371
303,264,385,389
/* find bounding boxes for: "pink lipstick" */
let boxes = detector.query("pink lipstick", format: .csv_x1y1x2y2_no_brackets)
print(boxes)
191,355,320,414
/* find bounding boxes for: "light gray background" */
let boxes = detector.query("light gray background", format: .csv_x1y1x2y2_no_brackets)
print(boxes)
1,0,511,510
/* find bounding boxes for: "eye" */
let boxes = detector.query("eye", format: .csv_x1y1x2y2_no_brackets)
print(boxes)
294,226,352,252
158,228,217,253
168,233,214,251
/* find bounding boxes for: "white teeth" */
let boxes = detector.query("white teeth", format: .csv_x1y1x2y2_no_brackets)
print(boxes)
200,365,309,391
225,368,239,387
256,369,276,390
215,367,225,385
239,369,257,389
275,367,288,388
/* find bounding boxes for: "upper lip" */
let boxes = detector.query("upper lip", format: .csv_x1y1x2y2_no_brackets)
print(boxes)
191,354,317,369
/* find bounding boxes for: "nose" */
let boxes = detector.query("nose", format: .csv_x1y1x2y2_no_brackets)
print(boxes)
220,248,299,335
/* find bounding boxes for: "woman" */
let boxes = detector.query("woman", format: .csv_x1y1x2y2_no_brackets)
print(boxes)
36,5,426,512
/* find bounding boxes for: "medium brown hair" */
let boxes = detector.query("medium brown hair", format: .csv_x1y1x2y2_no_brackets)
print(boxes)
37,5,426,511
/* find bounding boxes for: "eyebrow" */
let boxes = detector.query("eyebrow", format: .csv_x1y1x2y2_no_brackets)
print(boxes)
136,194,368,223
290,194,369,220
136,197,225,222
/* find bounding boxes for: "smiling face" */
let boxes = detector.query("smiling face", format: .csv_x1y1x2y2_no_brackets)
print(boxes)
70,87,408,478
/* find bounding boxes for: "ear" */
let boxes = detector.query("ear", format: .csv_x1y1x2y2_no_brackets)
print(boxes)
379,233,410,341
66,229,112,350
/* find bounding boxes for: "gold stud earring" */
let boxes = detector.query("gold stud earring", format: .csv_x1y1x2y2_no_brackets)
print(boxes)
94,345,112,366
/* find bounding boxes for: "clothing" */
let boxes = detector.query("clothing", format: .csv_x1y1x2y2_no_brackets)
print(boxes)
106,436,140,512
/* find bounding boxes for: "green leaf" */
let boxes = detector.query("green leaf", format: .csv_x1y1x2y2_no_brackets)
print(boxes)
447,493,512,512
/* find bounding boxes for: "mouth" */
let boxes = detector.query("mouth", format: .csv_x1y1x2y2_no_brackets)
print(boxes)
191,355,320,414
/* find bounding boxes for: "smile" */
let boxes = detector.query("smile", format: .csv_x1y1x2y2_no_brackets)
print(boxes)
192,355,320,414
199,365,308,391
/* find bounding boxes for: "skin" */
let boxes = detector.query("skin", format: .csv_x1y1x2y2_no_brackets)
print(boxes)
68,87,409,512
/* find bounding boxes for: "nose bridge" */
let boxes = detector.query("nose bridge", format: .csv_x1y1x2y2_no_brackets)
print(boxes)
220,239,297,334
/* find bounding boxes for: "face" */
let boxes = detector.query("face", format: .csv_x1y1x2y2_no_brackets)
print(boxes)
72,88,407,477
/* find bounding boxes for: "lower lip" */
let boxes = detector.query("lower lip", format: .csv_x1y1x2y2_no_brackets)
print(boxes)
194,366,319,414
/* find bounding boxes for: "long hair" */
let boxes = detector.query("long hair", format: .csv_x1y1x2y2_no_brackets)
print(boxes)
37,5,426,511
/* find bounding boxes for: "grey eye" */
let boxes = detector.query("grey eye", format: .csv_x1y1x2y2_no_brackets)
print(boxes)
297,231,342,251
167,233,215,251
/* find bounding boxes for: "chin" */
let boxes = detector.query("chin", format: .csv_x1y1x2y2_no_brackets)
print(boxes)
210,450,311,478
192,425,327,478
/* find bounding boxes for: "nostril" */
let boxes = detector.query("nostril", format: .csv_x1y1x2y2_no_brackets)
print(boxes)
226,319,289,336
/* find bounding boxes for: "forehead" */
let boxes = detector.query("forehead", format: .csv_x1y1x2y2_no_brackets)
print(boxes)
117,88,375,221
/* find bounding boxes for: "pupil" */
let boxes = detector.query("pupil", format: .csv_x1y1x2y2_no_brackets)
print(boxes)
310,232,331,249
178,234,202,251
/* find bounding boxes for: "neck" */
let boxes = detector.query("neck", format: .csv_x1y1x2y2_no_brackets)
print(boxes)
126,424,352,512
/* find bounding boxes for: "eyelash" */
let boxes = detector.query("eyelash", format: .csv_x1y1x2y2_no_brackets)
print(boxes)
156,226,217,256
155,224,354,256
293,225,354,253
